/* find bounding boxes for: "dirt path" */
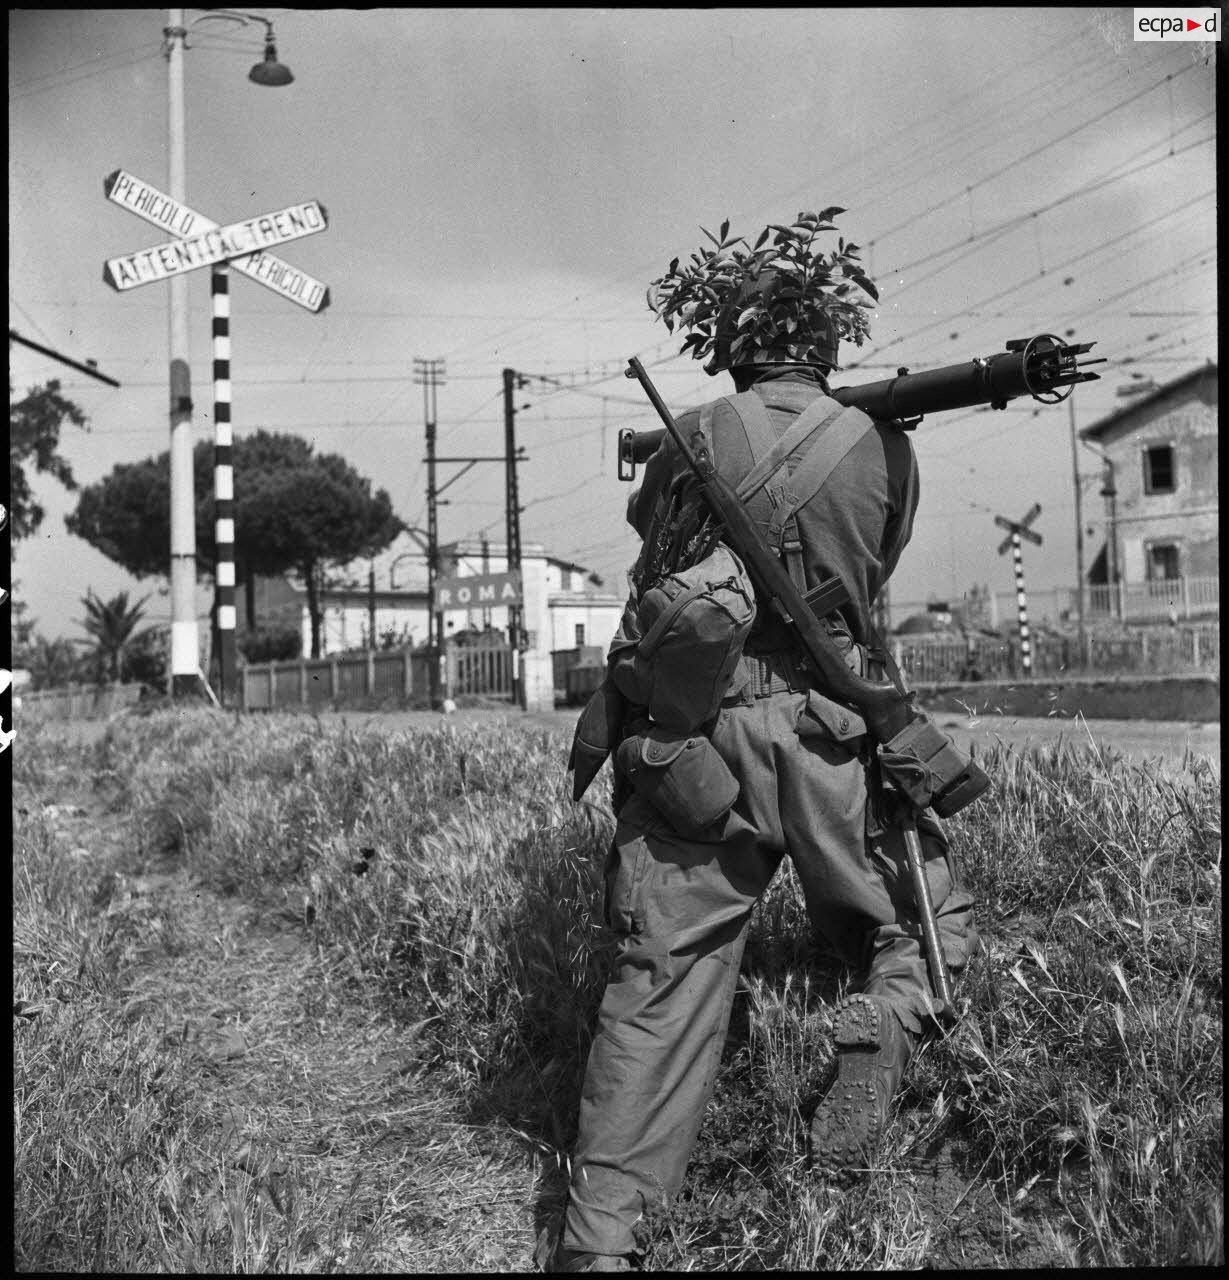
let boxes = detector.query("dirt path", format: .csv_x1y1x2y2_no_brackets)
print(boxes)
31,792,544,1273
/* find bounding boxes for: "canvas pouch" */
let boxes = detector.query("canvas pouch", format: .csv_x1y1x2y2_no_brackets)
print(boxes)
615,724,740,838
610,543,756,734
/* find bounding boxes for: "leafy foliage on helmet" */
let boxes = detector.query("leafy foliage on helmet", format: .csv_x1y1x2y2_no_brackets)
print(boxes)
646,209,879,373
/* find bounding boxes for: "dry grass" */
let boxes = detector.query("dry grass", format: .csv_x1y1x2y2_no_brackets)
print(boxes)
12,707,1222,1271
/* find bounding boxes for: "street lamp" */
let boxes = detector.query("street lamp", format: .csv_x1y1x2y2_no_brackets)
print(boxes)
162,8,293,698
190,8,295,83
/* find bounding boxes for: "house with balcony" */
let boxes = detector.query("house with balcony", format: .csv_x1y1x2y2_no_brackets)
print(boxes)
1079,363,1217,622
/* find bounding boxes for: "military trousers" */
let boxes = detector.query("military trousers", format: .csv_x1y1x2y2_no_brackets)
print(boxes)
560,689,978,1259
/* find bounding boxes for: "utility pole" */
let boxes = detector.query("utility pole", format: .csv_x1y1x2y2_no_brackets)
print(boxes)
480,534,491,629
503,368,529,705
414,357,446,705
367,562,377,650
165,11,200,699
1100,460,1121,621
1068,394,1087,667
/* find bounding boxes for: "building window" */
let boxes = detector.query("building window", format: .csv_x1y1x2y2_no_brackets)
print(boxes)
1145,542,1181,581
1142,444,1175,494
574,623,586,647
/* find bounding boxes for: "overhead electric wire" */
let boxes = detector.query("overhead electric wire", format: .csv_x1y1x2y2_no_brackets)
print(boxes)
442,44,1191,370
866,66,1196,250
436,40,1104,364
870,189,1215,368
868,128,1213,307
8,43,163,100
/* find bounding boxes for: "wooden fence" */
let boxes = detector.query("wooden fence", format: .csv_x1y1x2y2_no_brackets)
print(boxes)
17,624,1220,722
1086,576,1219,622
449,642,514,700
240,640,515,711
18,682,146,721
895,622,1219,685
241,648,433,711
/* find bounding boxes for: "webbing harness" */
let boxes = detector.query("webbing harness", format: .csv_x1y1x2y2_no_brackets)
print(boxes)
696,389,876,597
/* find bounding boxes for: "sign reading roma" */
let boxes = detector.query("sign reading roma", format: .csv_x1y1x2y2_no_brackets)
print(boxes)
435,571,522,611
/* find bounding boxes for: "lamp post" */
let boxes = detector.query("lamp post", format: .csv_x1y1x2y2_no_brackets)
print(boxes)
162,8,294,698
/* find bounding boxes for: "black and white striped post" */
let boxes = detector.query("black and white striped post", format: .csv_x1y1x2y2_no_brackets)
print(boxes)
211,264,237,705
1010,531,1031,674
996,504,1043,677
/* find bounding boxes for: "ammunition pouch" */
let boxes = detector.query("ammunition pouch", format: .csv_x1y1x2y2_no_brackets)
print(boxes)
615,725,740,838
610,544,756,734
878,718,992,818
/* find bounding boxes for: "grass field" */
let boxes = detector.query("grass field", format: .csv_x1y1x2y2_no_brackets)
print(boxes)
12,706,1223,1271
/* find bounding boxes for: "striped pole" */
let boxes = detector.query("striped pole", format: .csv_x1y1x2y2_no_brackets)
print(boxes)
211,264,237,705
1012,531,1031,675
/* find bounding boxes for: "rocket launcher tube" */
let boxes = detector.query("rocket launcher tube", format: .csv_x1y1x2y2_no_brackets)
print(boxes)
621,333,1102,467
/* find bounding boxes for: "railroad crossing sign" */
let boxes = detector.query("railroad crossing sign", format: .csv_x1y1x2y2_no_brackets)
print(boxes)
103,170,330,311
994,503,1043,675
995,502,1043,556
104,199,326,291
101,168,333,709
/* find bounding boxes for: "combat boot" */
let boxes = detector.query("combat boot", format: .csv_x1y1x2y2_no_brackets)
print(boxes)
535,1225,636,1273
540,1243,634,1273
810,993,918,1176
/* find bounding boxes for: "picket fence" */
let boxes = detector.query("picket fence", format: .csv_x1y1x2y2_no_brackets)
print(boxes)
895,622,1219,685
240,639,514,711
15,622,1219,722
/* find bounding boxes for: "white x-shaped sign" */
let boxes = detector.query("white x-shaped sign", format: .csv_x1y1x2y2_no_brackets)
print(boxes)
103,169,330,312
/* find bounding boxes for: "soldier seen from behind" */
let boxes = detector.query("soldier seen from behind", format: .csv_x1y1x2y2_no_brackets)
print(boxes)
543,210,981,1272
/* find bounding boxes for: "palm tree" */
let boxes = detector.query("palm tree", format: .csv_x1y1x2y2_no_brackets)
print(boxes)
27,635,83,690
78,590,150,683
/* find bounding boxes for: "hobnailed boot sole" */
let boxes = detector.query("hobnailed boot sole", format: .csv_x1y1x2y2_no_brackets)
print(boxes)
810,994,907,1177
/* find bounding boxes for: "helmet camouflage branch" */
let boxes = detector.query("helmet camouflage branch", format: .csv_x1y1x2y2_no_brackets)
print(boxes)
646,208,879,375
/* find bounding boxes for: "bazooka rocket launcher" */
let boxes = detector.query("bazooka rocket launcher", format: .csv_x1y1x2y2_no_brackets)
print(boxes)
617,332,1103,479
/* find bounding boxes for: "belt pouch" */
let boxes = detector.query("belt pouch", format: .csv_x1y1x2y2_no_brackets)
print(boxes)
614,726,740,838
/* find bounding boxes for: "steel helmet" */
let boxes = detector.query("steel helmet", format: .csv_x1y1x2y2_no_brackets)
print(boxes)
646,209,878,376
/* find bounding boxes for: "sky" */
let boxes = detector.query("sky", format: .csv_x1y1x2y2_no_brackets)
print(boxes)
8,7,1218,647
